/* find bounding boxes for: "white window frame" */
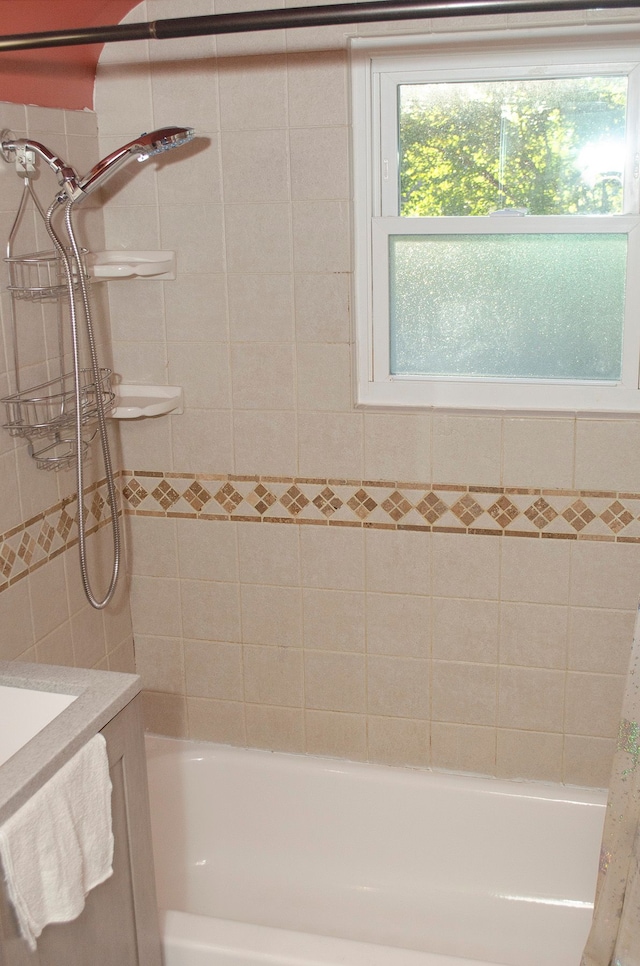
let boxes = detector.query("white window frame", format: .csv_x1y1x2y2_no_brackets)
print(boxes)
351,26,640,414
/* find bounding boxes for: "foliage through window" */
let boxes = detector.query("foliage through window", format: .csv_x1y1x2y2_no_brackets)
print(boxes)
351,31,640,413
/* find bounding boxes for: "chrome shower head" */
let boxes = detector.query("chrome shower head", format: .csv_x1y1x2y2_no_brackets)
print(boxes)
73,126,195,201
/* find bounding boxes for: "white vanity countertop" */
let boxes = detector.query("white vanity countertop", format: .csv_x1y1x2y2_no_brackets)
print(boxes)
0,661,141,825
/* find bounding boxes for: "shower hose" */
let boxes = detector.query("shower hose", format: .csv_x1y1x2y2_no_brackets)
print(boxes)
45,194,120,610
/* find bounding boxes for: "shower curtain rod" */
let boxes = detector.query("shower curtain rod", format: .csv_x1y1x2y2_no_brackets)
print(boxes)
1,0,640,52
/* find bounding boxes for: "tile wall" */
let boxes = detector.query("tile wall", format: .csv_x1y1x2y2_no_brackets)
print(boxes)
95,0,640,786
0,100,134,674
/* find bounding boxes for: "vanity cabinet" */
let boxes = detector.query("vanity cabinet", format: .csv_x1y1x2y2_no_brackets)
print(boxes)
0,694,161,966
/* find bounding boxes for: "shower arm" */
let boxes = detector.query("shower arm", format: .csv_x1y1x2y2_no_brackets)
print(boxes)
1,136,80,196
0,0,640,51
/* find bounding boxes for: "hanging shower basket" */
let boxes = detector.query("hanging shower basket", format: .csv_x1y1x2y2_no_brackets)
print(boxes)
5,246,89,301
2,367,115,439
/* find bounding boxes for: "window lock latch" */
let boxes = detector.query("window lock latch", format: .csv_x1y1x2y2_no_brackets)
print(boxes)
489,207,529,217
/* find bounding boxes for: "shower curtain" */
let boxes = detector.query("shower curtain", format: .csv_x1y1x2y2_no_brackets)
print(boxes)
581,600,640,966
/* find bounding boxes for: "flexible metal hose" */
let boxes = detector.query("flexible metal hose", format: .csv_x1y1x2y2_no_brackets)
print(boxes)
45,196,120,609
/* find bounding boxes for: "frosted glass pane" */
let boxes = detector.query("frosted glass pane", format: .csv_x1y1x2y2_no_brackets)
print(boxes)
389,234,626,380
399,76,627,216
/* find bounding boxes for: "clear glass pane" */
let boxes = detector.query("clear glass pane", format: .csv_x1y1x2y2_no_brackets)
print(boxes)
399,76,627,216
389,233,626,380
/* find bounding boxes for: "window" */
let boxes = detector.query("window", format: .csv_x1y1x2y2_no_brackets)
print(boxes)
351,29,640,413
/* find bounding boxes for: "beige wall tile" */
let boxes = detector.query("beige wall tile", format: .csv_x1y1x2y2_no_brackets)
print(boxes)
563,735,616,788
228,274,294,343
292,201,351,273
302,588,365,652
432,533,500,601
430,722,496,776
304,650,366,713
289,127,350,201
300,524,364,591
366,593,431,658
169,343,231,410
180,578,241,642
565,672,625,738
432,598,498,663
187,697,246,745
245,705,305,753
218,54,288,130
71,604,107,668
367,716,430,768
135,636,185,694
305,709,367,760
499,602,568,669
498,666,565,732
298,412,363,479
367,655,430,718
241,584,302,647
502,417,575,489
570,541,640,610
128,516,178,577
363,413,431,483
238,520,300,587
501,538,571,605
294,273,350,344
432,414,502,486
130,575,182,638
287,51,348,127
35,622,75,668
225,203,291,274
142,691,189,739
296,343,352,412
243,644,303,706
231,343,295,410
165,274,229,343
184,639,243,700
28,554,70,642
432,661,497,726
568,607,634,674
496,730,564,782
365,528,430,596
575,419,640,491
177,518,239,582
172,410,234,475
222,130,290,204
233,410,298,477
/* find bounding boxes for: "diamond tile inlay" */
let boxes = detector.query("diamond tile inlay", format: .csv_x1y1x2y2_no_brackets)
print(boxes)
313,487,343,518
601,500,634,534
524,497,558,530
488,495,520,529
563,499,597,532
281,485,309,516
347,488,377,520
416,492,448,524
382,490,413,522
247,484,277,515
451,494,484,526
0,545,16,578
152,480,181,510
214,482,244,513
17,532,36,564
183,481,212,512
37,522,56,553
57,507,74,540
122,479,148,508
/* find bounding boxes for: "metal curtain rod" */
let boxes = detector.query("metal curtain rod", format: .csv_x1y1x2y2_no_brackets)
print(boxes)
1,0,640,52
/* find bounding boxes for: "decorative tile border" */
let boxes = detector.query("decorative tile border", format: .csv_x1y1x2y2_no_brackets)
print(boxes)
5,468,640,595
121,470,640,542
0,477,120,594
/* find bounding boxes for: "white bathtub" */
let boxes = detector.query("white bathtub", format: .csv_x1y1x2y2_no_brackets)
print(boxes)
144,736,607,966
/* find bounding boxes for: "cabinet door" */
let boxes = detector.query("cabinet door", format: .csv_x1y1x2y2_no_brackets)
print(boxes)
0,696,162,966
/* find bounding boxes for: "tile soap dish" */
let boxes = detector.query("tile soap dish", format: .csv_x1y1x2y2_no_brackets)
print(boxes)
87,251,176,280
110,385,183,419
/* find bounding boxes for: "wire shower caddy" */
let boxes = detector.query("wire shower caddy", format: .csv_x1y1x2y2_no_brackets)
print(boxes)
1,178,115,469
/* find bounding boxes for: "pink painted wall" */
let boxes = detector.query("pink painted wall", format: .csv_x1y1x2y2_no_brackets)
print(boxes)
0,1,141,109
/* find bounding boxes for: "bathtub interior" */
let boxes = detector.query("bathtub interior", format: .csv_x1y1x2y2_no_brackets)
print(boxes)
145,736,607,966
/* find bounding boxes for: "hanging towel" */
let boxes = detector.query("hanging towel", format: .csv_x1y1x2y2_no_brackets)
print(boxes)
0,732,113,950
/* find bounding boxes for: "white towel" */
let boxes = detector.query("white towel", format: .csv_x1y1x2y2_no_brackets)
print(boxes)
0,732,113,950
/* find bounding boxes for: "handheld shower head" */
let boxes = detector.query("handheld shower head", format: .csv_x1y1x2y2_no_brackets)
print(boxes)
73,126,195,201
